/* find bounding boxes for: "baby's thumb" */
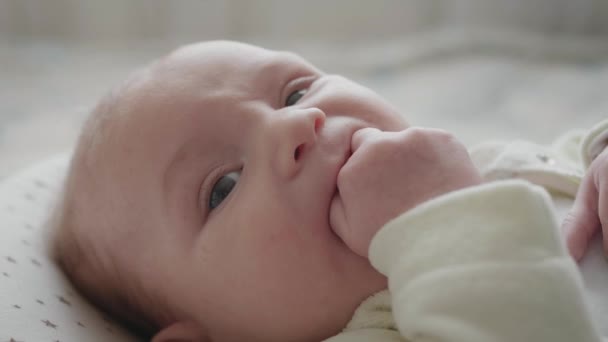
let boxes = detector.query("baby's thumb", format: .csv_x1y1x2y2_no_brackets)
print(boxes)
562,173,600,261
350,127,382,153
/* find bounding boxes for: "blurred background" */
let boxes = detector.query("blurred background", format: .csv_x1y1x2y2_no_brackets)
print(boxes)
2,0,608,179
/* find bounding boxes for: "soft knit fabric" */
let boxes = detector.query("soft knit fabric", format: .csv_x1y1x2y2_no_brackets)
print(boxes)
326,120,608,342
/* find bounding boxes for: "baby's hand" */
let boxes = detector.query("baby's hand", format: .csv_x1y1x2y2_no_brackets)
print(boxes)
563,148,608,261
329,127,482,257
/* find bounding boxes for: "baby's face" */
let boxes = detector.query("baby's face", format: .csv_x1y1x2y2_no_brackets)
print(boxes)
93,41,407,341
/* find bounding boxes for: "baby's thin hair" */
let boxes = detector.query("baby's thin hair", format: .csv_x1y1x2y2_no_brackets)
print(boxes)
53,202,159,338
51,66,172,338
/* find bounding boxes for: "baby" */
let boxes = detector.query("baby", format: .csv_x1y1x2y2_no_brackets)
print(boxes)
51,40,608,341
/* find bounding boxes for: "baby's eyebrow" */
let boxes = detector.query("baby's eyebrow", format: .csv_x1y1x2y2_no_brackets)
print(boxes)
257,57,290,78
257,52,312,80
243,57,300,104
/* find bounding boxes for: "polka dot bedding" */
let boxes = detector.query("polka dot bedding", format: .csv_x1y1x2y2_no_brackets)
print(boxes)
0,153,138,341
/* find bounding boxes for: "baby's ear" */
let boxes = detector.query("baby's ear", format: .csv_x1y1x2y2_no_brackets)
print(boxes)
152,320,210,342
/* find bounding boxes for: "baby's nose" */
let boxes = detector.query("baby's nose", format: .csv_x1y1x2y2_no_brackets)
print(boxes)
274,107,325,179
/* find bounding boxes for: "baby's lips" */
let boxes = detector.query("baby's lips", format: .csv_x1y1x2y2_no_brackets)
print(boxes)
350,127,382,152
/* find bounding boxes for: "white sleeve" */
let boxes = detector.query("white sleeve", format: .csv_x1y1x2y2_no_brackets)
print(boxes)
369,180,602,342
581,119,608,168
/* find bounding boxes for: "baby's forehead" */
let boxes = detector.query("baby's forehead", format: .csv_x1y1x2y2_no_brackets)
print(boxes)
159,41,317,80
108,41,321,145
124,42,319,118
163,42,269,72
169,41,269,59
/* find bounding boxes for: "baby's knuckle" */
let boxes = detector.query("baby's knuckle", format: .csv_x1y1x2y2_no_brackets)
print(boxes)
430,129,458,144
404,129,448,153
388,129,417,149
366,136,398,156
412,127,453,143
403,127,427,140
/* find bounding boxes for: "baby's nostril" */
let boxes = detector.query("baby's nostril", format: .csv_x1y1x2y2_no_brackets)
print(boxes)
314,117,324,132
294,144,304,160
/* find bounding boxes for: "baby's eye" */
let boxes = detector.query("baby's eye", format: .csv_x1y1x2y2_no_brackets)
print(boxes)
285,89,307,107
209,171,240,210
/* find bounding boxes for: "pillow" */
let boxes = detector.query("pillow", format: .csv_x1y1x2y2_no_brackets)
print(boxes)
0,153,138,341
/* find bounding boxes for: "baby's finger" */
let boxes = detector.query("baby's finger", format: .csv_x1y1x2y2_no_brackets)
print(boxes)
563,171,600,261
597,174,608,255
350,127,382,153
329,193,366,257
